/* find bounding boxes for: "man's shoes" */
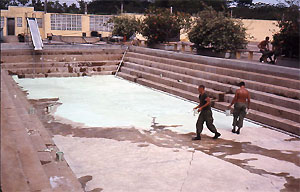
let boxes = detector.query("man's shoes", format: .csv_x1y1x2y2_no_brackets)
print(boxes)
192,136,201,140
232,128,236,133
213,132,221,139
236,128,241,134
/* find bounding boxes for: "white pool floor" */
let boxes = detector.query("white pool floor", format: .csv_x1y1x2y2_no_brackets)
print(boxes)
14,75,300,192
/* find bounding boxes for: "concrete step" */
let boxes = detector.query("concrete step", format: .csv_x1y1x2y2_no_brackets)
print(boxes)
1,83,32,192
1,48,124,57
19,71,115,78
118,72,300,136
3,72,84,191
123,61,300,111
224,94,300,123
120,67,225,101
118,72,199,103
126,51,300,90
2,60,119,69
125,55,300,99
2,77,53,191
129,46,300,80
215,102,300,136
2,36,19,43
121,64,300,123
6,65,117,75
1,54,123,63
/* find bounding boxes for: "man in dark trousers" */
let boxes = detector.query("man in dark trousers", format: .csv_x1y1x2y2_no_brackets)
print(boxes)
228,82,251,134
193,85,221,140
258,36,274,63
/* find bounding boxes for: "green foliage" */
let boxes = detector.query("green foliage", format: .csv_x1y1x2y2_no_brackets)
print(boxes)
88,0,151,15
232,3,287,20
272,1,299,58
109,16,140,40
188,6,248,52
140,8,191,46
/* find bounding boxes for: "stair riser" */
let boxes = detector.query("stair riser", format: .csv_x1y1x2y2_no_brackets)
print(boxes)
136,78,199,103
214,102,300,136
129,46,300,80
2,54,122,63
6,65,117,75
2,61,119,69
20,71,114,78
123,62,231,91
224,95,300,123
125,57,300,99
122,66,299,122
123,62,300,111
119,73,300,136
2,78,53,191
1,49,124,57
126,52,300,90
9,65,117,75
121,67,224,101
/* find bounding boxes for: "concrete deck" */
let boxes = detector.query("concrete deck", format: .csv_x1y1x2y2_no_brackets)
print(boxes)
11,75,300,192
1,43,299,191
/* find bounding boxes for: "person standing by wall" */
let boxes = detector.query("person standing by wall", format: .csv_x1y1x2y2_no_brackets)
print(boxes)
228,82,251,134
193,85,221,140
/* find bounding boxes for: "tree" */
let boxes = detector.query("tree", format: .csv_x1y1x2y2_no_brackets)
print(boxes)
235,0,253,7
272,0,299,58
140,8,191,46
0,0,11,9
154,0,228,14
31,0,44,11
188,6,248,53
17,0,30,6
109,16,140,40
232,3,286,20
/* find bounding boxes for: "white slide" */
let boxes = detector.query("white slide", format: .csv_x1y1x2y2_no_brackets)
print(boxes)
27,18,43,50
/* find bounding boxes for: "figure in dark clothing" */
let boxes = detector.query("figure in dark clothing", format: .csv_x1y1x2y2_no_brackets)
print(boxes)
192,85,221,140
258,36,274,63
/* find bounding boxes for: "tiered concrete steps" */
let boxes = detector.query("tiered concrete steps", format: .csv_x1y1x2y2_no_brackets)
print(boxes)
1,71,84,191
118,46,300,135
1,48,124,78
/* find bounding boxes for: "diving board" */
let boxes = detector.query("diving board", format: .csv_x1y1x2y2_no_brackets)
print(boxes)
27,18,43,50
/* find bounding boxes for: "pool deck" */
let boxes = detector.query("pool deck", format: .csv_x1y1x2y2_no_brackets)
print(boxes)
1,70,300,192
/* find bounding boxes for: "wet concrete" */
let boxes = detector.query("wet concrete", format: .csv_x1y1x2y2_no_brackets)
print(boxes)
78,175,102,192
31,98,300,192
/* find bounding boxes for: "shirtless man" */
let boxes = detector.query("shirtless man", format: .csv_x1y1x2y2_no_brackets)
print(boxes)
228,82,250,134
258,36,274,63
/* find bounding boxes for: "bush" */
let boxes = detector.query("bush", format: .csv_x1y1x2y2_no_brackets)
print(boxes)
188,7,248,53
140,8,191,46
272,1,299,59
109,16,140,40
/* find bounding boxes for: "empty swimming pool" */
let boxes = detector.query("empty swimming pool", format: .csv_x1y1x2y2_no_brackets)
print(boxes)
13,75,300,192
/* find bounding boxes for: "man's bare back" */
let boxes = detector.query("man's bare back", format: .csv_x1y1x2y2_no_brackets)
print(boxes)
228,82,251,109
236,88,250,104
228,82,251,134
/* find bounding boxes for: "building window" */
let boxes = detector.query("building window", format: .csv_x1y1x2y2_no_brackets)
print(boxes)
17,17,22,27
36,18,43,28
90,15,113,32
51,14,81,31
0,17,4,28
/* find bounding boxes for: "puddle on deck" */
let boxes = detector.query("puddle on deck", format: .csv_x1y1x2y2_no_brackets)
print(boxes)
31,98,300,192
